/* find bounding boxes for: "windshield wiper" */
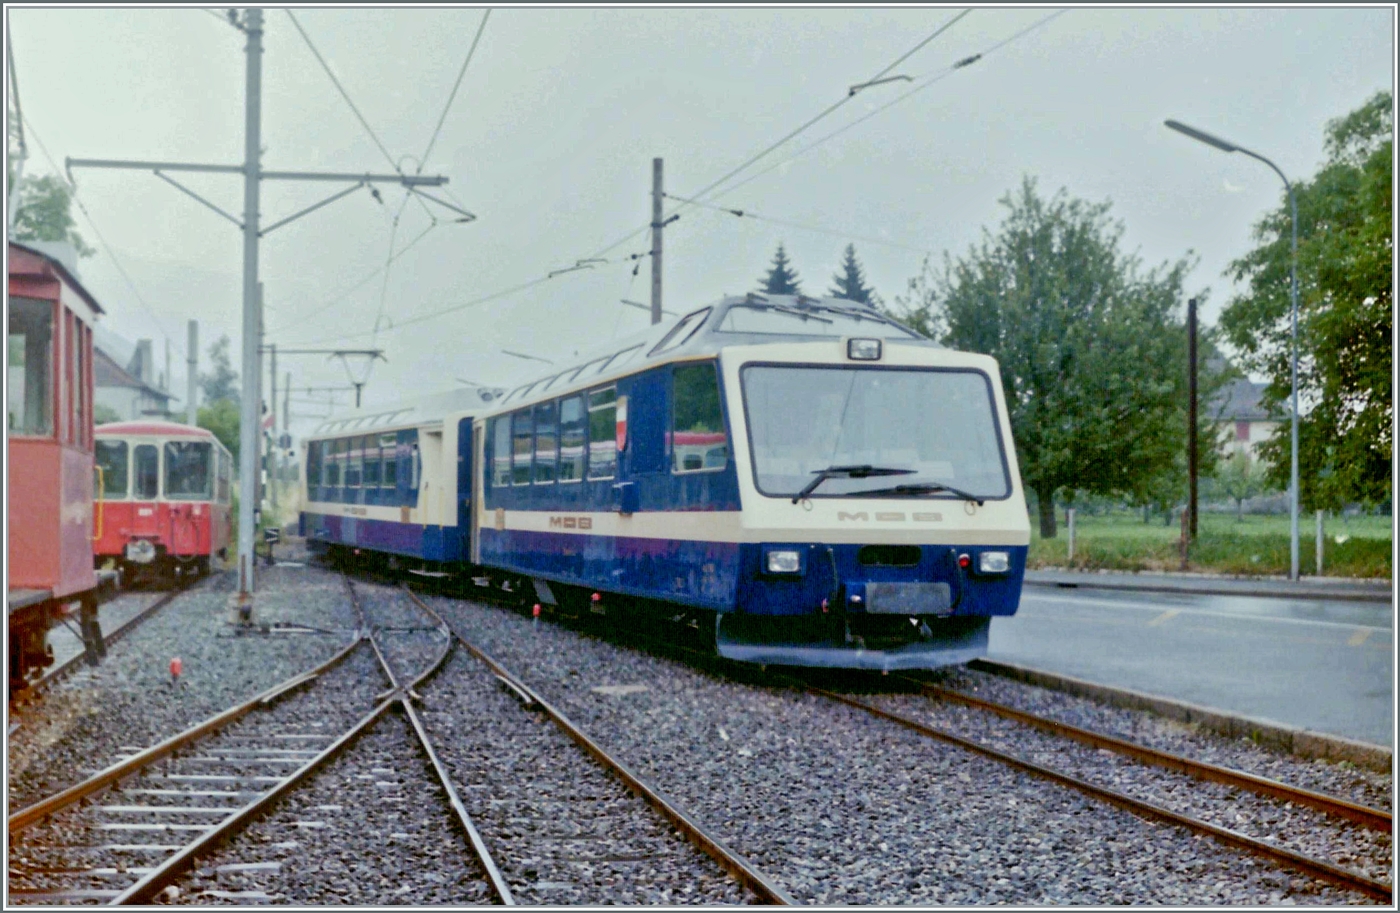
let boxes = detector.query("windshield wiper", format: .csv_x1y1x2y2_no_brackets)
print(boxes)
848,482,986,506
792,465,914,504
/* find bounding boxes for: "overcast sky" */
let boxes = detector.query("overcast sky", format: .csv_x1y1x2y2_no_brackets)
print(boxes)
6,5,1394,436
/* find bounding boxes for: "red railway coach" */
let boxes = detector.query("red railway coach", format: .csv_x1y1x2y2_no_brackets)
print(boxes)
7,241,104,691
94,420,233,582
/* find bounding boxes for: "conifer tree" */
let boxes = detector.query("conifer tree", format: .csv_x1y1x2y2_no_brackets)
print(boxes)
828,243,880,306
758,242,802,295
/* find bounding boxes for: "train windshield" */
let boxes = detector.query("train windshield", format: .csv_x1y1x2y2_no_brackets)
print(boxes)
96,440,129,498
164,441,213,499
740,365,1010,500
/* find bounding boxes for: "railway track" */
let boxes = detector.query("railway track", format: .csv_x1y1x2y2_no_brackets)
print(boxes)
432,582,1391,903
804,680,1393,903
399,584,791,905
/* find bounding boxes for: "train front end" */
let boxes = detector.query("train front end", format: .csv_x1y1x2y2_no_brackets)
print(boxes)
717,337,1029,671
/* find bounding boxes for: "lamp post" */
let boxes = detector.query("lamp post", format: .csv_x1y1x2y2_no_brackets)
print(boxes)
1165,118,1300,580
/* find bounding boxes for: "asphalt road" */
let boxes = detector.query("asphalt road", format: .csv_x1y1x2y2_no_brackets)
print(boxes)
989,586,1393,747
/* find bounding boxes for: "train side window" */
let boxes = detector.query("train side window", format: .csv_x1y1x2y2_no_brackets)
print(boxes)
326,439,342,487
511,409,533,486
586,387,617,480
411,442,421,490
490,417,512,487
165,441,213,499
648,307,711,357
363,435,381,487
8,297,54,436
133,444,159,499
380,433,397,489
558,395,585,483
96,440,129,498
533,400,558,485
307,442,322,491
672,362,728,473
346,436,363,488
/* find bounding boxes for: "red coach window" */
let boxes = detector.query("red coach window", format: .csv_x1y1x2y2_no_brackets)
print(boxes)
1235,421,1250,442
7,297,54,436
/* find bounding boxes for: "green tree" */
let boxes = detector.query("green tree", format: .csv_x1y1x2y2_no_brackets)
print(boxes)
9,174,96,256
198,398,240,462
94,403,122,426
758,242,802,295
200,334,240,404
1219,91,1392,510
912,177,1214,538
828,243,881,306
1213,452,1270,521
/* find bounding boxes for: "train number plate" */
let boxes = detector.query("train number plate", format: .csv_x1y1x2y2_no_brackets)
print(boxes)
864,582,952,615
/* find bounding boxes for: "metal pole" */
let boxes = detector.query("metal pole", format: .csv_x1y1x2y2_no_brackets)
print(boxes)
237,7,263,598
650,157,663,325
1067,508,1075,562
283,371,290,490
1288,187,1300,582
1188,297,1198,540
164,338,171,394
1315,509,1324,576
186,320,198,426
268,343,278,510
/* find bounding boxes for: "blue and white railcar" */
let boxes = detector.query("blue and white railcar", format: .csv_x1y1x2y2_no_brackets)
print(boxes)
300,388,493,566
471,293,1030,671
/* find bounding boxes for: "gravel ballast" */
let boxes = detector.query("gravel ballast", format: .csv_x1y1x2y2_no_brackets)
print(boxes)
427,594,1392,905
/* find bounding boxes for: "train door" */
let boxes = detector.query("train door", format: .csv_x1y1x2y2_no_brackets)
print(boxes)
165,439,212,556
131,442,160,538
421,430,444,526
470,419,484,564
456,417,473,544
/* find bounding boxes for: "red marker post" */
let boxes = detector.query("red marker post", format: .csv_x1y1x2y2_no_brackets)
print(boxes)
169,657,183,684
532,603,541,630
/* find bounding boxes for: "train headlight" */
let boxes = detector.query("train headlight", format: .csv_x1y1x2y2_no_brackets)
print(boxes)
977,551,1011,574
764,549,804,575
847,338,882,361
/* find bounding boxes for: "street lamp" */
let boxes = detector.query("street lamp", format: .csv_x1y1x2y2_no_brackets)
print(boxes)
1165,118,1300,581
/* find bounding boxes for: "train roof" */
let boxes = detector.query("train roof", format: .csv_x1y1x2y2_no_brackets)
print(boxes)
96,420,220,440
308,386,495,439
8,241,106,317
486,293,935,414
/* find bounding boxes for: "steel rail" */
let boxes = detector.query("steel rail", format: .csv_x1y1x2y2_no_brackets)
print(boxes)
348,578,515,904
417,593,796,906
8,635,364,834
907,676,1391,833
111,698,397,905
809,685,1393,904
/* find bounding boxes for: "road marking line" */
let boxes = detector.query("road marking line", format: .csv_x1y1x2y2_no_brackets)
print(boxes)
1147,609,1181,627
1349,627,1374,646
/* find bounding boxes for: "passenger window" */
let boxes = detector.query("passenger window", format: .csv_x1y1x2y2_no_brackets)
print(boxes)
133,444,159,499
326,440,342,487
411,443,421,490
346,436,363,488
586,387,617,480
511,409,533,486
672,362,728,473
165,441,213,499
381,434,398,488
7,297,54,436
96,440,129,497
489,417,510,487
534,401,558,485
363,435,381,487
558,395,585,483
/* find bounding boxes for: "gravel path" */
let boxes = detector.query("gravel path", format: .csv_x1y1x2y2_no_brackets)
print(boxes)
426,594,1389,905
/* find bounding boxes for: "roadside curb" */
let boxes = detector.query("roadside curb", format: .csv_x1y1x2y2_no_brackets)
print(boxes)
1024,572,1392,604
969,658,1392,775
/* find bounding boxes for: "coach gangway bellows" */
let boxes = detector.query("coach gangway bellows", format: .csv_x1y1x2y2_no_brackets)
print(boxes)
302,293,1030,671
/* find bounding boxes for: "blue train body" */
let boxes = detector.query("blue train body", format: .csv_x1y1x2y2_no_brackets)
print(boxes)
302,294,1031,671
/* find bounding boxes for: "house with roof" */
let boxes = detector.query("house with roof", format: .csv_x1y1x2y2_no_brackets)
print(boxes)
1210,377,1279,464
94,334,178,422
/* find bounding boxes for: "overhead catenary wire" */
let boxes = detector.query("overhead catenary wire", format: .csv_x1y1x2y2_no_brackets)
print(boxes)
582,9,972,263
19,113,181,361
301,10,1061,347
418,8,491,172
664,192,933,256
711,8,1069,203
